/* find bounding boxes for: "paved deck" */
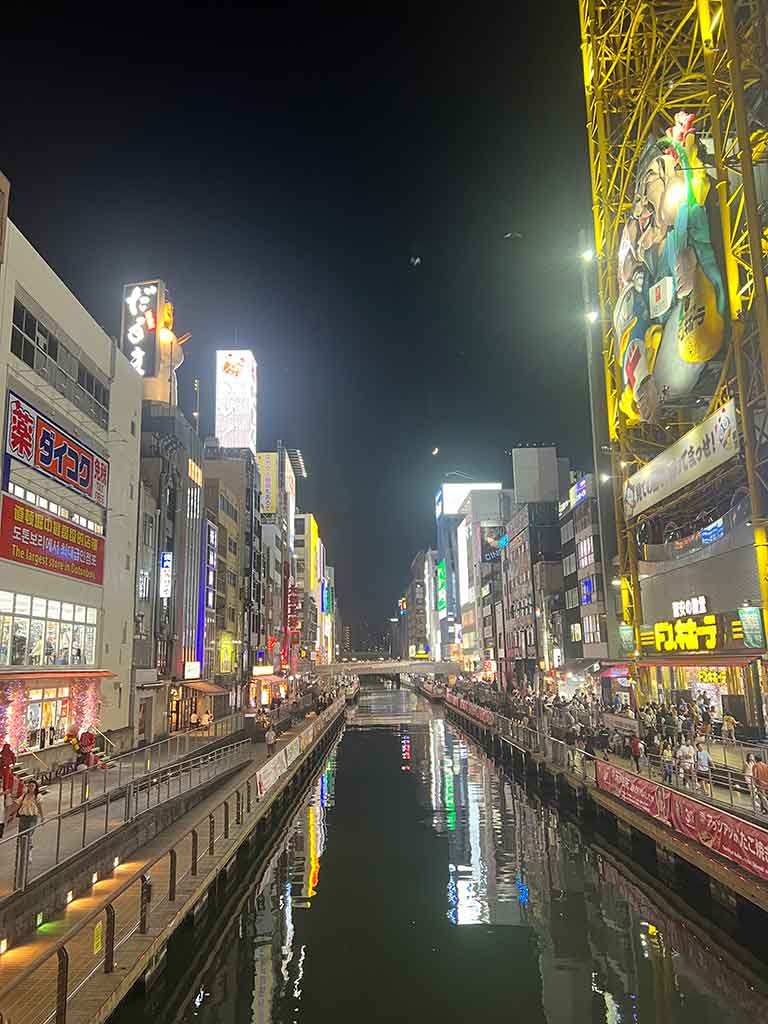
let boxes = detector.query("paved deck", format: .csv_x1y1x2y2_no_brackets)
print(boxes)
0,724,249,899
0,717,320,1024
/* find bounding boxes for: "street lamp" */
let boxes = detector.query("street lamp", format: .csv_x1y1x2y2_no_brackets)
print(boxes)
580,248,594,263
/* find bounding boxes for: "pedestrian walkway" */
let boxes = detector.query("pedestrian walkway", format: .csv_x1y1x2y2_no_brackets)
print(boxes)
0,713,331,1024
0,715,246,899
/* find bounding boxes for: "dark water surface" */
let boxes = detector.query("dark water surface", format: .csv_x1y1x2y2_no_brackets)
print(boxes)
160,684,767,1023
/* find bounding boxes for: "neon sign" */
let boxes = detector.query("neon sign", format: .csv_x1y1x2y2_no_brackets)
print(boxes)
121,280,165,378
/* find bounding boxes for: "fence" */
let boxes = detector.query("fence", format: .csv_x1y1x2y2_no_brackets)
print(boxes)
0,698,345,1024
0,737,253,898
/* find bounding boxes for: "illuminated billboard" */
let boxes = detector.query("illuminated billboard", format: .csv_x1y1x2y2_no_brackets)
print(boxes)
215,350,258,455
283,454,296,553
457,519,470,607
614,114,727,429
255,452,278,513
478,524,503,562
436,559,447,620
437,482,501,517
120,280,165,379
6,391,109,509
623,398,738,520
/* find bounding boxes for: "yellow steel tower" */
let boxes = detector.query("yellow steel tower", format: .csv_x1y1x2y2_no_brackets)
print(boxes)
578,0,768,659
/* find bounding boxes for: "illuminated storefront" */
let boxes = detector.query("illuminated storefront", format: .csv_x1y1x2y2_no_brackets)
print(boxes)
636,607,766,730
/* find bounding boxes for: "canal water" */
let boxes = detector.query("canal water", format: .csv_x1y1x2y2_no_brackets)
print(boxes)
138,683,768,1023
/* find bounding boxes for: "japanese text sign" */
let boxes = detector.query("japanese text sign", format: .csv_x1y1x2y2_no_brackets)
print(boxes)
5,392,109,509
120,280,164,378
0,494,105,584
639,610,765,654
623,399,738,520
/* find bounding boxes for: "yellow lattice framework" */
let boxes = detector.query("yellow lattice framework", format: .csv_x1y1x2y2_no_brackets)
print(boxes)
578,0,768,651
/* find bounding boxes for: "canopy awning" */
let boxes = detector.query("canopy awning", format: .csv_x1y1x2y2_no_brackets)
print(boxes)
0,670,116,680
183,680,230,695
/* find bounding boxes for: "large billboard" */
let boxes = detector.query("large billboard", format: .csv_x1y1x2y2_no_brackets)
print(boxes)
0,493,105,584
215,350,258,455
614,114,727,428
436,482,501,518
457,519,471,607
255,452,278,513
5,391,109,509
477,524,503,562
623,399,738,520
121,280,165,379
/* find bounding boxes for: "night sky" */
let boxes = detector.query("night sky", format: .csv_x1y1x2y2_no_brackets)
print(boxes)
1,6,592,630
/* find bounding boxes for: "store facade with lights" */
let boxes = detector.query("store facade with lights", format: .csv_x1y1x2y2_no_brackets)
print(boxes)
0,202,142,766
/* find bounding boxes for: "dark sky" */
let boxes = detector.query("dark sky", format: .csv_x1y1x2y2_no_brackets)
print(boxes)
1,5,592,630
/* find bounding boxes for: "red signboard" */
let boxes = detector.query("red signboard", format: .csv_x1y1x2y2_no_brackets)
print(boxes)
6,391,109,509
595,760,671,824
596,759,768,883
0,494,105,585
669,791,768,883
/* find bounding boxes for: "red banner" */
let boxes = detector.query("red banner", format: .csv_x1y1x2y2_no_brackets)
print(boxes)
0,494,105,585
669,791,768,883
6,391,109,509
595,760,671,823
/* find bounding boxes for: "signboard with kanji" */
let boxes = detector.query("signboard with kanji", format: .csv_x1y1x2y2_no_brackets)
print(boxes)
5,391,109,510
0,494,105,584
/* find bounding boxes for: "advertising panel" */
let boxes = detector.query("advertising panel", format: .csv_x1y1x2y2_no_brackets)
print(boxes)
214,350,258,455
159,552,173,598
613,115,728,430
121,280,165,378
256,748,288,798
436,559,447,620
595,760,670,823
283,454,296,553
255,452,278,513
623,399,738,520
638,608,766,655
0,493,105,584
597,761,768,884
478,524,503,562
6,391,109,509
284,736,301,768
457,519,470,607
438,482,501,517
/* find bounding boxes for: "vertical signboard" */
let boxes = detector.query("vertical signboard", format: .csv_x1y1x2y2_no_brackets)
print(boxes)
121,280,165,379
215,350,258,454
436,559,447,620
255,453,278,513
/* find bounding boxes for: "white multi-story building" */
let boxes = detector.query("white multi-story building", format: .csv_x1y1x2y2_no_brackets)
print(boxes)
0,205,141,768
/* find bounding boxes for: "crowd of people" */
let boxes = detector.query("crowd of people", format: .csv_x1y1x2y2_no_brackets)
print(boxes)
457,683,768,814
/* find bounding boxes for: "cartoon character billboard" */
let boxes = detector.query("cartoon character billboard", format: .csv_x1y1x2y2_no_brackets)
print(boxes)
614,113,727,428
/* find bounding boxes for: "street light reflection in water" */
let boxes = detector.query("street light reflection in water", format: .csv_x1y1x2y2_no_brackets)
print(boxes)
153,685,768,1023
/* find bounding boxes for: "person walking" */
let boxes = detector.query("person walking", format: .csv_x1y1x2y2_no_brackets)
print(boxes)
745,753,758,811
265,726,276,756
695,742,713,797
0,788,17,838
721,711,738,744
630,734,642,773
677,739,696,789
16,781,44,849
752,756,768,814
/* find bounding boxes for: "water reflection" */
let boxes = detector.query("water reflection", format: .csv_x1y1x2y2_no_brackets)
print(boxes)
174,687,767,1024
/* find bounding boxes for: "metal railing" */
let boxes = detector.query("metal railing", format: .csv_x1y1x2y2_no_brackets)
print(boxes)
0,737,253,897
0,699,345,1024
446,695,767,821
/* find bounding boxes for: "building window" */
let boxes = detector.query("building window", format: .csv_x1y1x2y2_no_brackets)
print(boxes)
143,513,154,548
560,519,574,545
25,685,72,750
570,622,582,642
227,537,238,556
12,297,110,429
580,576,600,606
219,494,238,522
227,570,238,587
0,590,98,668
563,553,577,577
8,483,104,535
577,535,595,570
137,569,151,600
583,614,601,645
565,588,579,610
227,606,235,624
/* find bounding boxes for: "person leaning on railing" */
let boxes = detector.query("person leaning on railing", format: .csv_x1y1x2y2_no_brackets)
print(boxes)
753,756,768,814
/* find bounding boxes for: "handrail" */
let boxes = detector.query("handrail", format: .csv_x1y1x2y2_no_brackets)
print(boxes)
0,698,346,1022
446,693,768,823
